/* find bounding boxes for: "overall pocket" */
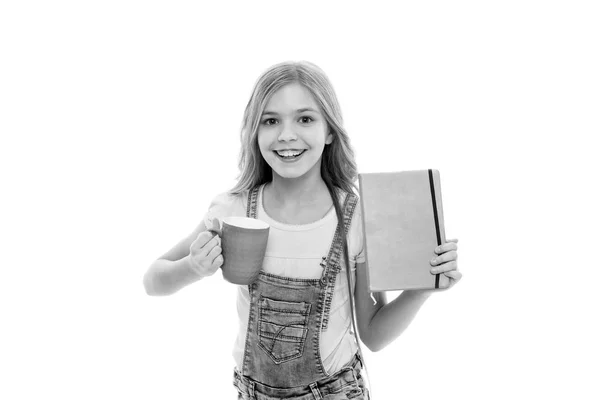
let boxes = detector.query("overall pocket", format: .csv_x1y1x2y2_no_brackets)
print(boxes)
257,296,311,364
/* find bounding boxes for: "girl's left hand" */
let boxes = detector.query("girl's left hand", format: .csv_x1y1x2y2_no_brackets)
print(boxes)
429,238,462,290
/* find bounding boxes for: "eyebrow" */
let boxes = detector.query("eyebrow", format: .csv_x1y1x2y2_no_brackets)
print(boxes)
262,107,319,115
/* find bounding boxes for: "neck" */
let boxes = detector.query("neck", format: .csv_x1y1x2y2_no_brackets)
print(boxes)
267,173,332,207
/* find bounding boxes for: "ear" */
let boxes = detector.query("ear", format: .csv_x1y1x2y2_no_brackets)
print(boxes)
325,131,334,145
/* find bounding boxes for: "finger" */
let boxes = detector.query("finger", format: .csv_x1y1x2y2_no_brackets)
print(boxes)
430,251,458,266
434,242,458,255
197,235,220,257
207,244,222,260
202,251,222,276
207,218,222,236
430,260,457,275
443,269,462,282
194,231,216,248
212,254,224,268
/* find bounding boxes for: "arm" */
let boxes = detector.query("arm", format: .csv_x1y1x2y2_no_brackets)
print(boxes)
354,261,432,352
143,256,202,296
143,219,216,296
144,192,235,296
354,239,461,352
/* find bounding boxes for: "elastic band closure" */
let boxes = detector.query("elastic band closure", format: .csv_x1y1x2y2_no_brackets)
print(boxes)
428,169,442,289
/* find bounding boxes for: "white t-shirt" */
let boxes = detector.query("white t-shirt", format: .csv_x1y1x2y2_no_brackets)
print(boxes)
202,184,366,375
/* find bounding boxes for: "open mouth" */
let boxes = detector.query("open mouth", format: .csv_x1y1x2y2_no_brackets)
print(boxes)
273,149,307,160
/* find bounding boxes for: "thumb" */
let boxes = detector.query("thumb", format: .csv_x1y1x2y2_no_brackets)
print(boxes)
207,217,222,236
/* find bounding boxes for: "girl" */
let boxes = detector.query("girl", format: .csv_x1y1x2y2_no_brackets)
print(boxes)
143,61,462,399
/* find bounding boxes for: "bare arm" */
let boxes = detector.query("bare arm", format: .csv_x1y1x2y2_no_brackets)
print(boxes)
143,219,221,296
354,261,432,352
354,239,461,351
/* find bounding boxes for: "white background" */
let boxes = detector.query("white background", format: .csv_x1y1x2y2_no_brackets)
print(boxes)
2,1,599,399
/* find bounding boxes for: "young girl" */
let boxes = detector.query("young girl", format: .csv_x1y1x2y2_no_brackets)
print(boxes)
143,61,462,399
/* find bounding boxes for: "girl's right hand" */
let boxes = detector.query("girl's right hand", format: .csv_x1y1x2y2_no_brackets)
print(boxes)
188,228,223,278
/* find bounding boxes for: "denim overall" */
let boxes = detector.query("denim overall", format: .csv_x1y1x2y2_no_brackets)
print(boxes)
233,185,370,400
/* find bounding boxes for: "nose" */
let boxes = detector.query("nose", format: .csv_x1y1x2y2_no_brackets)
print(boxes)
277,121,297,142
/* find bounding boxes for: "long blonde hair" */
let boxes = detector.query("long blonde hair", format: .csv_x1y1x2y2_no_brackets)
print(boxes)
229,61,367,378
229,61,357,197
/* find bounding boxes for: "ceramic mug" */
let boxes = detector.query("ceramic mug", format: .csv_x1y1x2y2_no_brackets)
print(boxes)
210,216,270,285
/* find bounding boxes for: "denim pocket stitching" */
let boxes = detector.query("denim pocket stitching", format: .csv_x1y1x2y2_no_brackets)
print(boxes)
258,295,311,364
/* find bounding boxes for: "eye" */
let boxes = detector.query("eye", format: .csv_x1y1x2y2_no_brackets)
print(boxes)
299,116,314,124
262,118,278,126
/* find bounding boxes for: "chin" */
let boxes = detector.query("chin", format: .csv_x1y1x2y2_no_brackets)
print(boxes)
263,151,323,181
273,163,322,181
270,167,308,180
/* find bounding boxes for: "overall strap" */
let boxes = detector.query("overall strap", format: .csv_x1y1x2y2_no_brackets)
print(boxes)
342,192,373,398
246,186,260,219
341,194,359,240
320,192,359,331
321,192,357,282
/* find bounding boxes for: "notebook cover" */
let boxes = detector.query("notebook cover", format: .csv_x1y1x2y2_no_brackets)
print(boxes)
358,170,449,291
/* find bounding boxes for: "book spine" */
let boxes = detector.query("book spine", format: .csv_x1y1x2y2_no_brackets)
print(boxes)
428,169,442,289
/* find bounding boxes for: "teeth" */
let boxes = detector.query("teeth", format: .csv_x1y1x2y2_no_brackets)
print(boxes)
276,150,303,157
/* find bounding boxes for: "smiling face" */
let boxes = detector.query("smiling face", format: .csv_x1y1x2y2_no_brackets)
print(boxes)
257,83,333,181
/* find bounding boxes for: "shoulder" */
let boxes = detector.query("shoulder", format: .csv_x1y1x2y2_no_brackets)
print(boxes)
203,189,249,223
208,191,245,209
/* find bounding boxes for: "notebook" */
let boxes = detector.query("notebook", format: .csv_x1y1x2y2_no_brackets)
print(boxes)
358,169,449,291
